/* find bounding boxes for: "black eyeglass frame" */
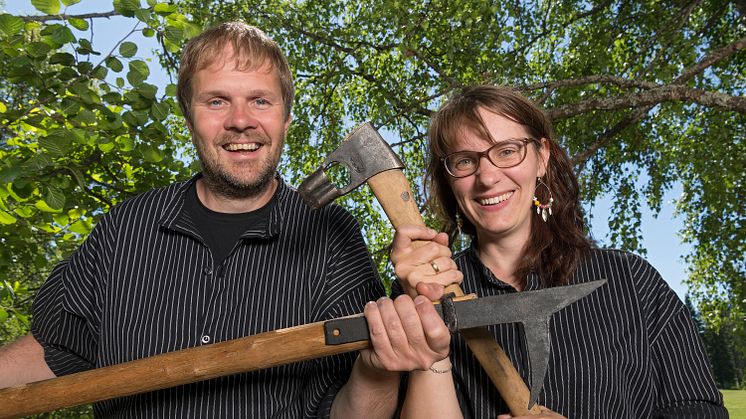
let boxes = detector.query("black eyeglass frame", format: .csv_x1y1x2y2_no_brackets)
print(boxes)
441,137,539,178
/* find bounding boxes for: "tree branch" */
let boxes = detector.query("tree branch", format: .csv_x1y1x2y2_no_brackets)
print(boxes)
19,11,120,22
676,35,746,82
547,85,746,120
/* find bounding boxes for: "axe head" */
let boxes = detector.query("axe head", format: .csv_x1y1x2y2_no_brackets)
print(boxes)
299,122,404,208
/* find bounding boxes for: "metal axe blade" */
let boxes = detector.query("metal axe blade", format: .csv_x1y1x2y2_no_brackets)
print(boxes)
324,279,608,407
298,122,403,208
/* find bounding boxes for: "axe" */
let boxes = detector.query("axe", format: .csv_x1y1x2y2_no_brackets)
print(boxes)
299,122,600,414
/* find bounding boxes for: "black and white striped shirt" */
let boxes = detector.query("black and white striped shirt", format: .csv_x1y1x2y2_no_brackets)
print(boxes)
444,247,727,418
31,174,384,418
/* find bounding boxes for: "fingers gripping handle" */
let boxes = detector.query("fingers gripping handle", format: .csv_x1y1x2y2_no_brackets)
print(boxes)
366,168,541,415
365,169,462,297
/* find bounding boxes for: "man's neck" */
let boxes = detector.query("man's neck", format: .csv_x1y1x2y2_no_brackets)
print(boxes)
195,177,278,214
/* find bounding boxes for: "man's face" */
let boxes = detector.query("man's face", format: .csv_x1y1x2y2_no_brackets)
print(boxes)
187,48,290,200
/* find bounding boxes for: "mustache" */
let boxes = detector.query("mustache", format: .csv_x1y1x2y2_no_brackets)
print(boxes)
217,131,271,145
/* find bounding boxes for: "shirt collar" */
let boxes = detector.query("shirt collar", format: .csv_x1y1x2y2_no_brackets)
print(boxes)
465,244,542,291
158,172,288,240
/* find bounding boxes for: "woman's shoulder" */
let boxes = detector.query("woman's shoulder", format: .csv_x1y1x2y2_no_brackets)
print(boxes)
579,247,684,315
579,248,660,284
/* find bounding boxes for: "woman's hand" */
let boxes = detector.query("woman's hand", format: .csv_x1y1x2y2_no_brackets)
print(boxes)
390,225,463,300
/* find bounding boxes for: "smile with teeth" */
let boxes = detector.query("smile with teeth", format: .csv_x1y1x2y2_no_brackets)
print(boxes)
479,191,513,205
224,143,261,151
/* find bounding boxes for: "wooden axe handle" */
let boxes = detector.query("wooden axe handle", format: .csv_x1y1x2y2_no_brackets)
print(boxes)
367,169,541,416
0,321,369,418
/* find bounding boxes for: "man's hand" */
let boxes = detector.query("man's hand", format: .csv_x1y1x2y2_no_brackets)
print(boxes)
331,295,451,418
390,225,463,300
360,294,450,372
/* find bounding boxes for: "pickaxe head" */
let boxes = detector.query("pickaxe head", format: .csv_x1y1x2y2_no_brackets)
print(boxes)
299,122,403,208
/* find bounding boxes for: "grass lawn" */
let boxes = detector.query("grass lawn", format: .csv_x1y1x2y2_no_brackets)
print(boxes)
723,390,746,419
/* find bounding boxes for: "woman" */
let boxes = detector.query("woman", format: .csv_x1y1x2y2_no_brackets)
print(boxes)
390,85,726,418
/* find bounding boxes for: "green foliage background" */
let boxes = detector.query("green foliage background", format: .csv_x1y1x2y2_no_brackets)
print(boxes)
0,0,744,405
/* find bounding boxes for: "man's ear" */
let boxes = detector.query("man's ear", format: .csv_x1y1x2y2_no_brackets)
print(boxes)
537,138,551,178
185,118,195,141
283,113,292,136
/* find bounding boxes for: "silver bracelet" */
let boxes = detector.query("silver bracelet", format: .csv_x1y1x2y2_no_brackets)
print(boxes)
428,364,452,374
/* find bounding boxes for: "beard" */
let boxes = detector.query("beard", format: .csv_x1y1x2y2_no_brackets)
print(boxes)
196,132,282,200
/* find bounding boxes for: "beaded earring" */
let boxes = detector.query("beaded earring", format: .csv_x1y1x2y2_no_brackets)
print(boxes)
532,177,554,222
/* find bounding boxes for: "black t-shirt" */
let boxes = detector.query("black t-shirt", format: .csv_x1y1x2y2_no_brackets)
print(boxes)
184,182,275,266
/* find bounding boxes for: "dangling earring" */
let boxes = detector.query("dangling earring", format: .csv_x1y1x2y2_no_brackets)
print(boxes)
455,211,463,237
533,177,554,222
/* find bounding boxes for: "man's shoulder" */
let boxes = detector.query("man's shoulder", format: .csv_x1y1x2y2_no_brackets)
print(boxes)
106,178,192,220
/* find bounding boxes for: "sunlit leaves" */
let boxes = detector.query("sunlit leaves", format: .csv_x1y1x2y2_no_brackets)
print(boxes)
31,0,61,15
0,14,24,37
0,0,198,347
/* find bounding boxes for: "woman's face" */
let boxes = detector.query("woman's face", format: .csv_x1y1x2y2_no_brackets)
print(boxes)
447,107,550,246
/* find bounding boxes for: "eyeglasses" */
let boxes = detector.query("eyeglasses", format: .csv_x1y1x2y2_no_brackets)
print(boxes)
442,138,537,178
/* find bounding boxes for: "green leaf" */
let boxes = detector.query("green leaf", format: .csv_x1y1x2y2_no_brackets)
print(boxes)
127,60,150,86
140,144,164,163
47,24,75,45
14,206,36,218
0,210,17,225
0,165,21,183
39,130,73,157
98,141,116,153
53,212,69,225
68,17,89,31
135,9,151,23
154,3,178,15
150,101,170,121
114,0,141,17
119,41,138,58
163,25,184,44
61,0,82,5
92,65,108,80
142,28,155,38
106,56,124,72
31,0,61,15
0,14,25,37
27,42,52,58
0,308,8,324
117,135,136,152
69,218,92,235
165,84,177,97
137,82,157,100
43,186,65,210
49,52,75,65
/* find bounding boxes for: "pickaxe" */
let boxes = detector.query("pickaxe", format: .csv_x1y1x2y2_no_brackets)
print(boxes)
299,122,605,415
0,281,602,418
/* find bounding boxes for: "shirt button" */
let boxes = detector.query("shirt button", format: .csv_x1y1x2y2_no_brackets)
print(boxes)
201,335,211,344
202,266,212,276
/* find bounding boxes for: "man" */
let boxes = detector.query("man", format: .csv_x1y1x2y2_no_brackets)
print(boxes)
0,22,449,417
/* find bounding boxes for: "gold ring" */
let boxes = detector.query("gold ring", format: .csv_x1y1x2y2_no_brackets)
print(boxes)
430,261,440,274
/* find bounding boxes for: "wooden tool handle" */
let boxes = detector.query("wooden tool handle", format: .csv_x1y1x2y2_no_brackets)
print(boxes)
0,322,368,419
367,168,541,416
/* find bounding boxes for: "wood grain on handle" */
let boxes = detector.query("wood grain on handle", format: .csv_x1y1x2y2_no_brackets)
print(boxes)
367,169,541,415
0,322,368,419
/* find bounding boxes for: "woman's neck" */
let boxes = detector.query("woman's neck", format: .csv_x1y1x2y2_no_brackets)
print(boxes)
475,232,528,291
